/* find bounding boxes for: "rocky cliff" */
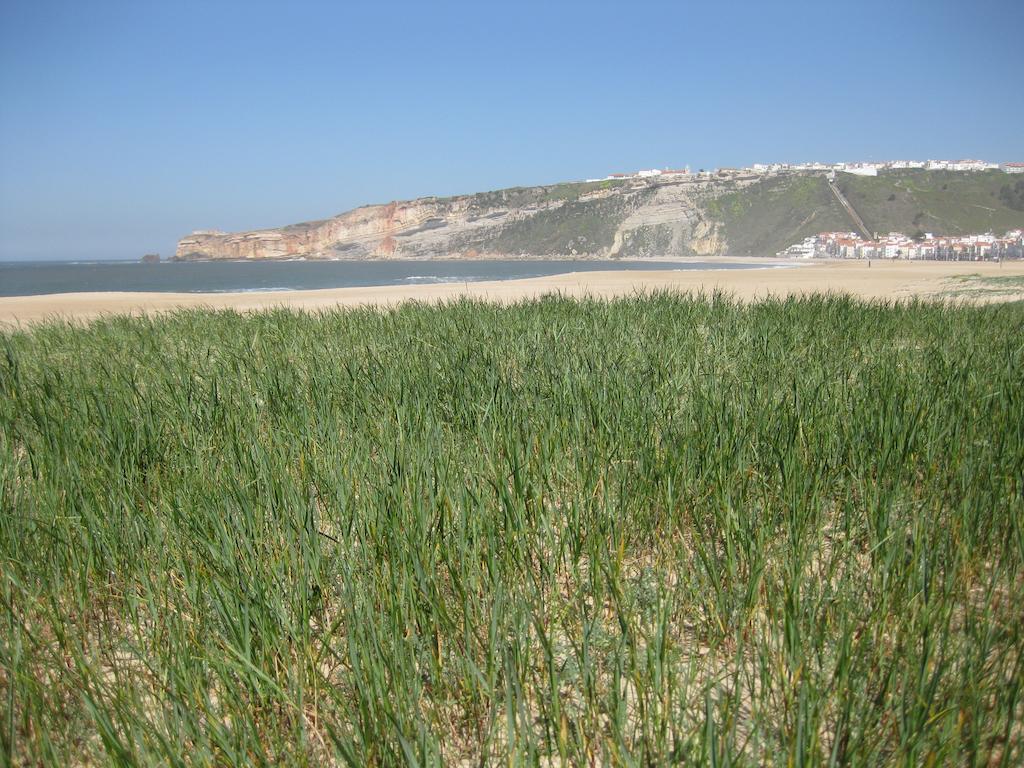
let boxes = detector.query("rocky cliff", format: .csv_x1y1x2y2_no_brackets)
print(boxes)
175,173,762,261
176,169,1024,261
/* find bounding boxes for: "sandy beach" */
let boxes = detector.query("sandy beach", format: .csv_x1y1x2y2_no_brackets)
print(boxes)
2,258,1022,326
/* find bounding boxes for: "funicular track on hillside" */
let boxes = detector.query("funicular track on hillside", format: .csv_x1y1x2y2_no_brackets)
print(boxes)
828,176,873,240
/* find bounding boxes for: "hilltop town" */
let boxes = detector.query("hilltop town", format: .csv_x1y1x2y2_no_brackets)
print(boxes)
587,158,1024,182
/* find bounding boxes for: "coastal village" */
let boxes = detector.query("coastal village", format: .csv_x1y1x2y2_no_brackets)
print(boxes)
588,158,1024,182
779,230,1024,261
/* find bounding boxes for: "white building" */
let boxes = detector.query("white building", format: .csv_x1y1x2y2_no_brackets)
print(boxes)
948,159,990,171
777,237,818,258
1001,163,1024,174
841,164,878,177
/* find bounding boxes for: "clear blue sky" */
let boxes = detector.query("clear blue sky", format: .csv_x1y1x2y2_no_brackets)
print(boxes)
1,0,1022,260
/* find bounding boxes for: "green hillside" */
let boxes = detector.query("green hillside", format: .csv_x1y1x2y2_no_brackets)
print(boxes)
486,191,641,255
706,176,851,256
839,170,1024,238
709,170,1024,256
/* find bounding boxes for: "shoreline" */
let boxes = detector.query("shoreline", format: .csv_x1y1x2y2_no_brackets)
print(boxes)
1,259,1021,326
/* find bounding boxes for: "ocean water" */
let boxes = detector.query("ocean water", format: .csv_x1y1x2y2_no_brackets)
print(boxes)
0,259,779,298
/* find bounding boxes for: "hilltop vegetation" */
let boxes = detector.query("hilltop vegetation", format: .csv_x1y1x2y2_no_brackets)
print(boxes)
463,178,629,210
712,170,1024,255
998,178,1024,212
839,170,1024,238
2,296,1023,765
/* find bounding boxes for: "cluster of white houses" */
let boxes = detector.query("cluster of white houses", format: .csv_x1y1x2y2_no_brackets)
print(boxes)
587,160,1024,182
780,230,1024,261
754,160,1024,177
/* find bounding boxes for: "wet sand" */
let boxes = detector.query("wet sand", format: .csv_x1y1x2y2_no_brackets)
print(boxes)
1,259,1022,326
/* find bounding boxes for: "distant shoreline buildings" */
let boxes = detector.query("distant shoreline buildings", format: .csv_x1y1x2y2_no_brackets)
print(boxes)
779,230,1024,261
585,159,1023,182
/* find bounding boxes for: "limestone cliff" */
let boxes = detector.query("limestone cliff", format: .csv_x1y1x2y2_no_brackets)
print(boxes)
176,173,762,261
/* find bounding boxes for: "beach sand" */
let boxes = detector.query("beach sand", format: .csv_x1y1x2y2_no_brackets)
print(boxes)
2,259,1022,326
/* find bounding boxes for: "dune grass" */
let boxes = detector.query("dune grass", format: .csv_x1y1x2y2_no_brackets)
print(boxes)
1,293,1022,765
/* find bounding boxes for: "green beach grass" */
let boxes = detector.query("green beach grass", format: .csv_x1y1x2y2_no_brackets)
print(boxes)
1,293,1022,765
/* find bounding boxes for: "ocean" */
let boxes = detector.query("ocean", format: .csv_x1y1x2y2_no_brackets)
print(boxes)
0,259,778,298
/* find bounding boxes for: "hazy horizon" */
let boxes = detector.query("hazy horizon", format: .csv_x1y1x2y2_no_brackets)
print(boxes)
1,0,1022,262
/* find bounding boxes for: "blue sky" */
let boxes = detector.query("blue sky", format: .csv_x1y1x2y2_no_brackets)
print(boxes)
1,0,1022,260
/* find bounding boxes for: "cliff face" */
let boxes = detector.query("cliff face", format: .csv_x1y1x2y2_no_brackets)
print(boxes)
176,174,762,261
178,169,1024,261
